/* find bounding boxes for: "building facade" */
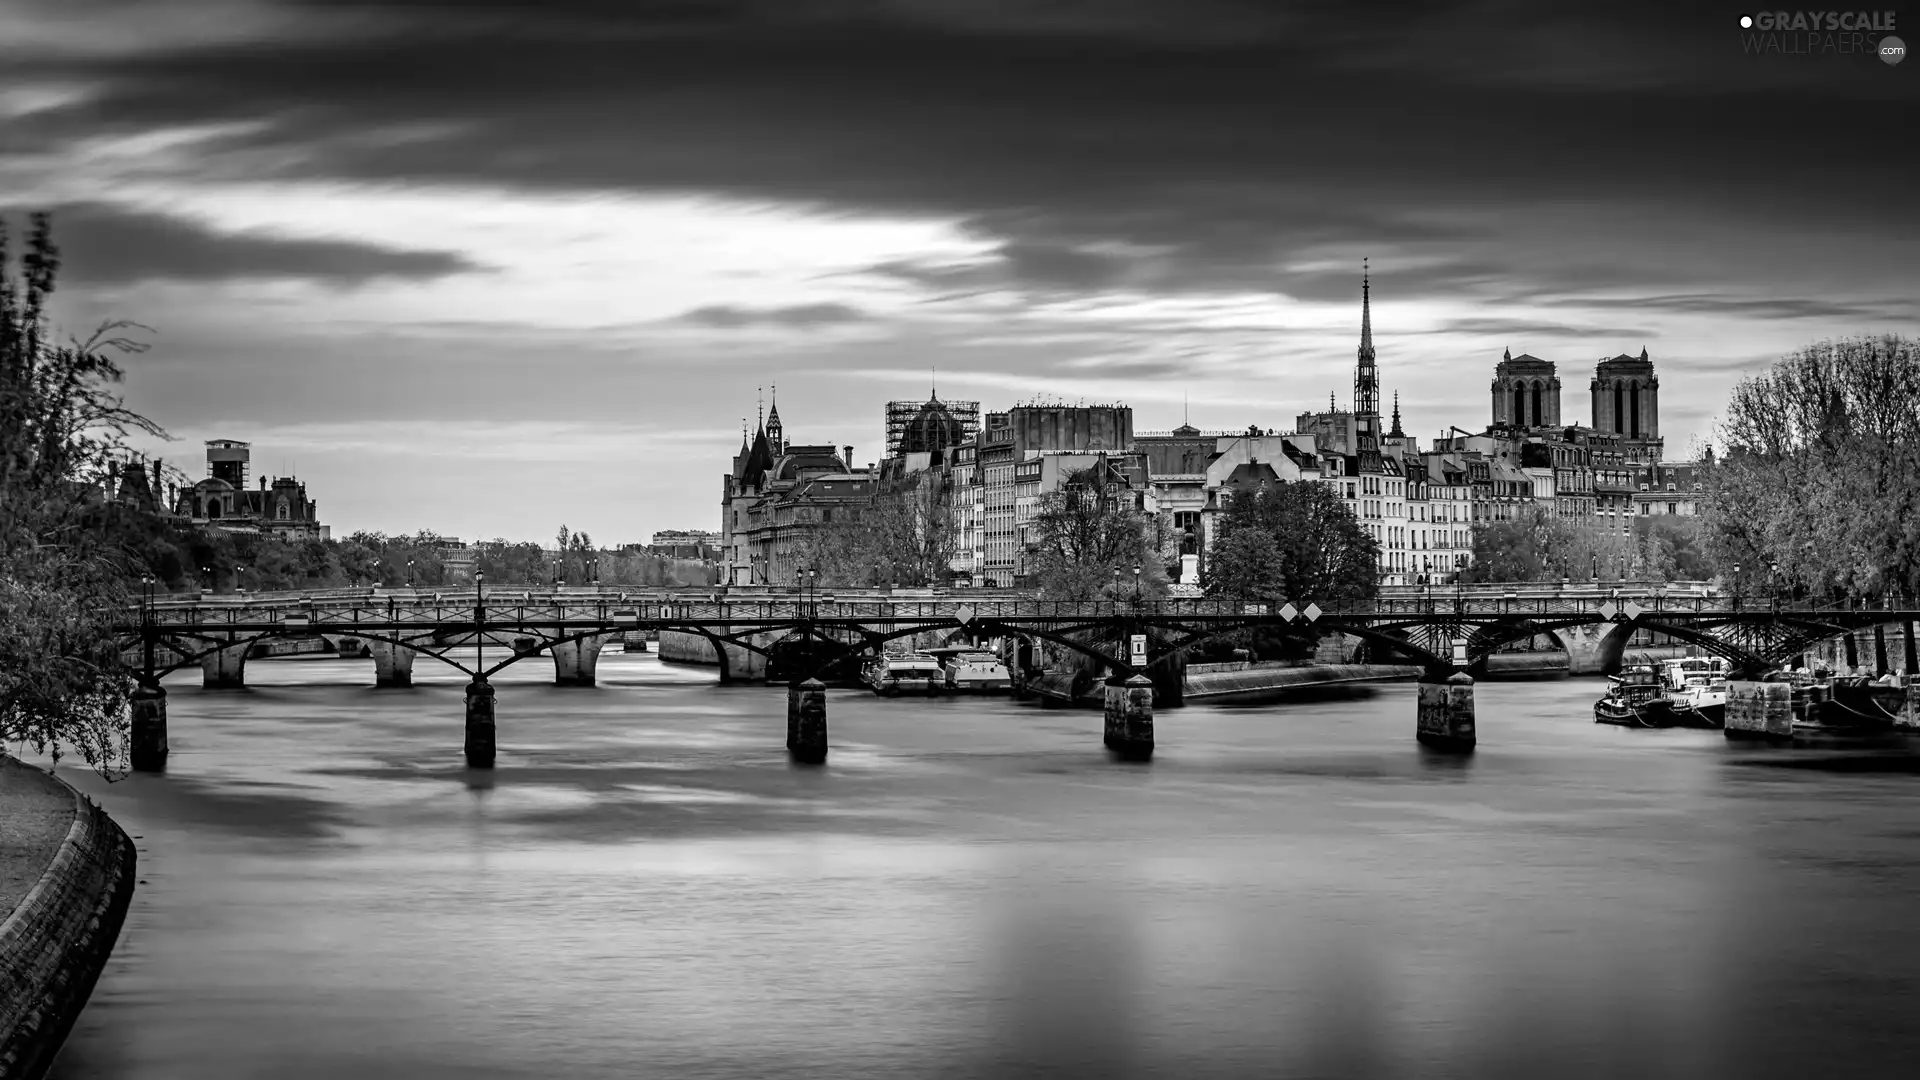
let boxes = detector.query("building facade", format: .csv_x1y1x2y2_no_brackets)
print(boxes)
172,440,329,541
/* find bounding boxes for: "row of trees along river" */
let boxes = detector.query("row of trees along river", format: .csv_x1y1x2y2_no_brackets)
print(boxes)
4,208,1919,773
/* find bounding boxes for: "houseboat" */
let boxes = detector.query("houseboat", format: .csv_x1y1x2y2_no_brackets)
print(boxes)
863,654,947,696
1594,664,1677,727
920,647,1013,693
1657,656,1729,728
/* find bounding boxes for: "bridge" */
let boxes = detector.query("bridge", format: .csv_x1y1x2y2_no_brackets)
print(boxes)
109,589,1920,772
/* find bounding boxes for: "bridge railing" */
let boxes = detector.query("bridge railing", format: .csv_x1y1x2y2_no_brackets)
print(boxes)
116,593,1919,633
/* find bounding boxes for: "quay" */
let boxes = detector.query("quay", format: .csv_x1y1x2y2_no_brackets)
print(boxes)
0,757,137,1080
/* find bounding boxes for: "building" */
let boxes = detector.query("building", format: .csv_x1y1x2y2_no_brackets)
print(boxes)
644,530,724,560
884,396,980,461
1010,450,1153,586
973,403,1135,587
719,397,869,585
1592,349,1664,462
1632,458,1707,519
1491,349,1562,428
172,440,329,541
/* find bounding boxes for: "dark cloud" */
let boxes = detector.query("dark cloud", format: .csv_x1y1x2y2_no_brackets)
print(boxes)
16,202,482,286
673,302,871,329
9,0,1913,311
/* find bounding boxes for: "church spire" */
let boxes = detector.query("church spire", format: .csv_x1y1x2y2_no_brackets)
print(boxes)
1354,258,1380,447
1389,391,1405,439
756,386,764,432
765,383,784,454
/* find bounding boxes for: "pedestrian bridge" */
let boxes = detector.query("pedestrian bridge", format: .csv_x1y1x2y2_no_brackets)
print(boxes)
108,589,1920,773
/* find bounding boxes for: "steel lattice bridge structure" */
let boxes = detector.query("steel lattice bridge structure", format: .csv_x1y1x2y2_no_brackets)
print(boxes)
109,588,1920,771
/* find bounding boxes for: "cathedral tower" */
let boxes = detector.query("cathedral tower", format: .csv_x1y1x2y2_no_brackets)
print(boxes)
1591,348,1660,457
1491,347,1562,428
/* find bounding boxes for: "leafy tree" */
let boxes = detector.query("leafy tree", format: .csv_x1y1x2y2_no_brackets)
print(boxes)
1023,465,1169,600
1703,335,1920,599
1,213,163,773
1204,480,1378,609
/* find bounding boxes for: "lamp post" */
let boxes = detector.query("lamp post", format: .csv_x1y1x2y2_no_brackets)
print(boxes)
1132,564,1142,604
1732,562,1742,611
1769,560,1780,611
201,566,213,594
407,558,415,588
474,570,485,671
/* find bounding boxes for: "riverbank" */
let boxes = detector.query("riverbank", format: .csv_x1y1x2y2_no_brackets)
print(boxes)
0,755,138,1080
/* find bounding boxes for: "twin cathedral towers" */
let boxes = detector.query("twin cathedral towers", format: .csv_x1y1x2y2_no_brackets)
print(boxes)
1353,259,1661,449
1489,346,1660,442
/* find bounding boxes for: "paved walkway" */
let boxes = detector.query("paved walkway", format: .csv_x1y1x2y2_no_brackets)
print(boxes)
0,755,76,923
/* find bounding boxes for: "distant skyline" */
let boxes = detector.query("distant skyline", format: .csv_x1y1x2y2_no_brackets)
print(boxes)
6,0,1914,542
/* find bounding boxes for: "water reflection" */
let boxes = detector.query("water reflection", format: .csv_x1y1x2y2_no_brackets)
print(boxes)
31,650,1920,1079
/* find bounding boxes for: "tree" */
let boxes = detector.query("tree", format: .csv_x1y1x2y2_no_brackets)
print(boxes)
1023,466,1168,600
1703,335,1920,599
2,213,164,774
1204,481,1378,609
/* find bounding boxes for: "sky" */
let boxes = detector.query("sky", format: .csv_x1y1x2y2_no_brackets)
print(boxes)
5,0,1915,544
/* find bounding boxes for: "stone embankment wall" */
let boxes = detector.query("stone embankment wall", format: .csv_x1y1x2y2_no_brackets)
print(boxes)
0,764,138,1080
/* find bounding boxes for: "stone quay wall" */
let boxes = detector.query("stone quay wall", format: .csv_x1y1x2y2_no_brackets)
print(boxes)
0,762,138,1080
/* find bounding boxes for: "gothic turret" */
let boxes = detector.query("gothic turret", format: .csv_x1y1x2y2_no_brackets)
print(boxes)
765,385,785,456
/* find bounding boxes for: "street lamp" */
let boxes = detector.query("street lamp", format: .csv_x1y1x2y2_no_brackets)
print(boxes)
1132,563,1142,603
474,570,486,671
201,566,213,594
407,558,415,588
1732,562,1742,610
1769,560,1780,610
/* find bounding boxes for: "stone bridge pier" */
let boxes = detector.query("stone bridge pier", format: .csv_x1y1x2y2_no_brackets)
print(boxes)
130,682,168,771
1416,671,1477,752
551,634,613,686
200,640,249,688
368,640,418,687
787,678,827,763
1104,674,1154,760
465,679,496,768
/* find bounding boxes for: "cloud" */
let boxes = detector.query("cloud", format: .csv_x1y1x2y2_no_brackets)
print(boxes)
16,201,483,285
672,302,871,329
1434,317,1661,340
1548,294,1916,321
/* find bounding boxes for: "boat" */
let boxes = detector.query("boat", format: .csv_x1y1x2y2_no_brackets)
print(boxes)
919,646,1013,693
1656,656,1729,728
862,653,947,696
1594,664,1679,727
1791,672,1903,736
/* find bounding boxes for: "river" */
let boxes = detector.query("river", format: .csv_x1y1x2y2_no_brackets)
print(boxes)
28,649,1920,1079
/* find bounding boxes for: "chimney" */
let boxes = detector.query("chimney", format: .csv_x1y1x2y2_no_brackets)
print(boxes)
843,445,854,470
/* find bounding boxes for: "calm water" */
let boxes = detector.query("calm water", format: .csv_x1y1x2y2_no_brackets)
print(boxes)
30,650,1920,1079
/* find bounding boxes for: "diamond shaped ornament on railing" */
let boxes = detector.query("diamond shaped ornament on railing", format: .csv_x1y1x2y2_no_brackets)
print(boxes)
1279,603,1299,622
1303,602,1323,623
955,604,975,626
1598,601,1618,620
1622,600,1644,620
